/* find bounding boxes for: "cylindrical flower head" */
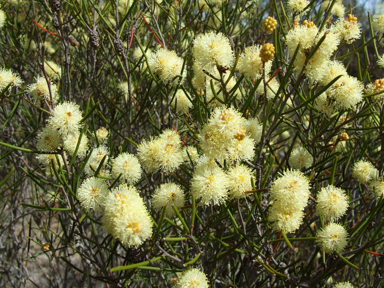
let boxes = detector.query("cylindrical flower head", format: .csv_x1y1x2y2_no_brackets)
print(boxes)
244,118,263,145
148,48,186,84
111,152,142,184
227,164,254,199
268,202,305,233
103,185,153,247
27,77,59,103
77,177,109,212
96,127,109,143
333,14,361,44
84,145,109,177
0,10,5,29
334,282,355,288
260,43,275,63
191,166,229,206
192,32,234,69
373,14,384,34
171,89,193,113
0,68,23,91
329,75,363,110
262,16,277,33
183,146,199,163
36,124,61,152
289,147,313,169
369,178,384,199
48,102,83,135
176,268,209,288
152,183,185,217
316,185,348,222
287,0,309,14
269,170,311,210
44,60,61,80
237,45,272,80
352,160,378,183
63,133,88,158
317,223,348,253
138,130,184,173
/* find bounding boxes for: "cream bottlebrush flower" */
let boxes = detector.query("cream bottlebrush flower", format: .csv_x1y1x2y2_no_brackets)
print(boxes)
44,61,61,79
133,47,152,62
77,177,109,212
287,0,309,15
191,165,229,206
245,118,263,145
314,93,335,117
285,22,319,58
238,45,272,80
205,73,241,107
316,185,349,222
321,1,345,18
329,75,363,110
27,76,58,103
373,14,384,34
63,133,88,158
333,14,361,44
318,61,348,87
111,153,141,183
152,183,185,217
176,268,209,288
366,79,384,100
96,127,109,143
268,202,305,233
148,48,186,84
117,82,129,100
36,125,61,152
269,169,311,210
369,178,384,198
0,68,23,91
256,77,280,99
192,62,206,89
317,223,348,253
352,160,378,183
48,102,83,135
227,164,254,199
183,146,199,163
198,0,225,12
138,129,184,173
192,32,234,70
84,145,109,176
118,0,133,14
334,282,354,288
171,89,193,113
36,153,65,172
289,147,313,169
103,185,153,247
199,107,254,163
227,135,255,162
0,10,5,28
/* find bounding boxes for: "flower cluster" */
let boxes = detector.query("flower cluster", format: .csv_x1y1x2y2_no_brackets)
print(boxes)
138,129,184,173
103,185,153,247
268,170,311,233
317,223,348,253
316,185,349,222
149,48,186,84
199,107,256,163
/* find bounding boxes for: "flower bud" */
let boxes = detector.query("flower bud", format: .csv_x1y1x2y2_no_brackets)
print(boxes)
262,16,277,34
260,43,275,63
